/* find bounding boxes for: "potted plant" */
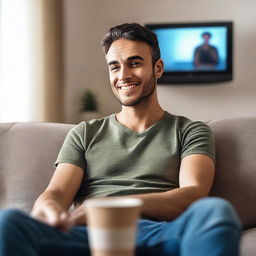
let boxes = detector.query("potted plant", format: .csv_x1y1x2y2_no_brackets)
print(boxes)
80,90,100,121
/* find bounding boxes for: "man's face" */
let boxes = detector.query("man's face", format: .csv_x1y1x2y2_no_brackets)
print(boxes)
105,39,157,107
203,34,210,44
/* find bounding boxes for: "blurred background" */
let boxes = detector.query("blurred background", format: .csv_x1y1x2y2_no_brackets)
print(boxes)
1,0,256,124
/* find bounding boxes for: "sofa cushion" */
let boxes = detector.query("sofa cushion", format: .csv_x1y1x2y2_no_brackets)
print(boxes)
0,122,74,212
208,117,256,229
241,228,256,256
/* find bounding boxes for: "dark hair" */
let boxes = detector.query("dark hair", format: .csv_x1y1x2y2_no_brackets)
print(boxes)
202,32,212,38
101,23,161,65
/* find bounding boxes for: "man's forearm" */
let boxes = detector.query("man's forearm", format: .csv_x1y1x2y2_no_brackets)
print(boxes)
131,186,207,221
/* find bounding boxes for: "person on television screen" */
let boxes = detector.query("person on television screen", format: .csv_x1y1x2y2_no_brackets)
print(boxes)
0,23,241,256
194,32,219,68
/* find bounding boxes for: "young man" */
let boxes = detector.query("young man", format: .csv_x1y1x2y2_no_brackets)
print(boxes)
0,23,240,256
194,32,219,68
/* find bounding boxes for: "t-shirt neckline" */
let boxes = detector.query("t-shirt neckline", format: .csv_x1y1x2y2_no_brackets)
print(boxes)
110,111,170,136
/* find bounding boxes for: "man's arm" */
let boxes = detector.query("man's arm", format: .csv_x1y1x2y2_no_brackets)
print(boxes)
210,48,219,65
130,154,215,221
31,163,84,229
194,48,200,67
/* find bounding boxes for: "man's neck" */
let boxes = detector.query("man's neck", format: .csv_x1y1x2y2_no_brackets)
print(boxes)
116,101,165,133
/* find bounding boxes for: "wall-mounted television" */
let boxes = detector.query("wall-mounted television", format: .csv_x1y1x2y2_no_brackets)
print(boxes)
146,21,233,84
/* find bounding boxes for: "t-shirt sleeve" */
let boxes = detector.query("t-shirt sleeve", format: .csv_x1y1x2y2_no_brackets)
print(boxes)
180,121,215,163
55,122,87,170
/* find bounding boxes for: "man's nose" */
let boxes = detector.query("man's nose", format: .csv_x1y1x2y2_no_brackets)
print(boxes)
118,66,132,80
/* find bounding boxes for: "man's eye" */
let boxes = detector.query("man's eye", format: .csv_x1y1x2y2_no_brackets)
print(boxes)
110,65,119,71
130,62,140,67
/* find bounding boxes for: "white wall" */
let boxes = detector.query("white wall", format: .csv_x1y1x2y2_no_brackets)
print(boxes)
63,0,256,123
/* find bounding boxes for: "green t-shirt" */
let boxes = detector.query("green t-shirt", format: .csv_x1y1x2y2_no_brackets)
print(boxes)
55,112,215,203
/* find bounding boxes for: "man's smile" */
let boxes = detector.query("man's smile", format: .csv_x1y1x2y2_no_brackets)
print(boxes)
117,81,140,91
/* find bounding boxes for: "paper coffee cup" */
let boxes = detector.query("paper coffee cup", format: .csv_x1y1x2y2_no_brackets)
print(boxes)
85,197,143,256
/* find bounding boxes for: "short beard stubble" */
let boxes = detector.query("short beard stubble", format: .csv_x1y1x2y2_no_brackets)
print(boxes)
114,73,157,107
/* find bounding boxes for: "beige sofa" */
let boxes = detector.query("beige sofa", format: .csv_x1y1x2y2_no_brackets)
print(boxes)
0,117,256,255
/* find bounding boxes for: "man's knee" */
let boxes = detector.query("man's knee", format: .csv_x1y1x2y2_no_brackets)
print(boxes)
189,197,241,229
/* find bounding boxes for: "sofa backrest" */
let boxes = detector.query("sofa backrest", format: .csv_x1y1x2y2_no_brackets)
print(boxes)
0,118,256,229
208,117,256,229
0,122,74,212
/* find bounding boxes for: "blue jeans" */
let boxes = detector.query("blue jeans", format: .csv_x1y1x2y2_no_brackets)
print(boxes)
0,197,241,256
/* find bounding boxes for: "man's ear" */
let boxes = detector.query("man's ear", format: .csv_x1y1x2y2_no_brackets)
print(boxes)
154,59,164,79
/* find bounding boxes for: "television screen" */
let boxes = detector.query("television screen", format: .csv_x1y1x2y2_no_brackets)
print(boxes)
146,22,233,84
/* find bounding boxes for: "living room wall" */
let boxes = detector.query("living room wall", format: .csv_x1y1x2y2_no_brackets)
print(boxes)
63,0,256,123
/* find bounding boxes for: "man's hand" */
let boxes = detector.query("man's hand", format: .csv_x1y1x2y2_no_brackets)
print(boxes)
31,201,70,231
64,204,87,229
31,201,88,231
30,163,85,230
